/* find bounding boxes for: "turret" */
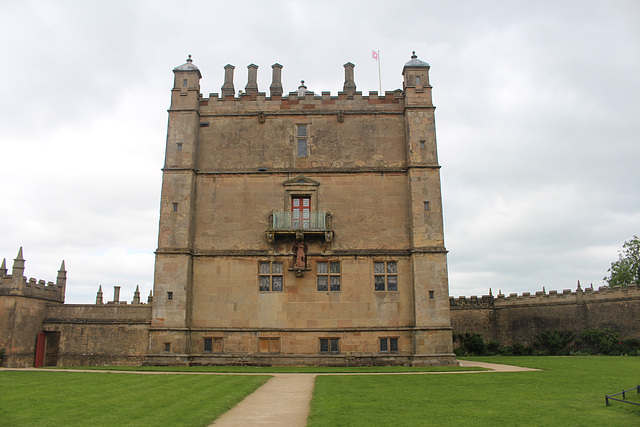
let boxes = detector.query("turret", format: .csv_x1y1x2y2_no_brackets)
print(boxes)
10,247,25,293
133,285,141,305
56,260,67,302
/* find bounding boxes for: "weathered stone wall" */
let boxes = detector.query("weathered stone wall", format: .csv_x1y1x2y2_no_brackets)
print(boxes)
43,304,151,366
0,296,60,367
451,285,640,346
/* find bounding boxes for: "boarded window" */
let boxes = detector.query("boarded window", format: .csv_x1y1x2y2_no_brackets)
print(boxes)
259,337,281,353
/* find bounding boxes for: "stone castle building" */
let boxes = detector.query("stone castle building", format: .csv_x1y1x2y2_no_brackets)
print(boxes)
148,52,454,365
0,53,456,367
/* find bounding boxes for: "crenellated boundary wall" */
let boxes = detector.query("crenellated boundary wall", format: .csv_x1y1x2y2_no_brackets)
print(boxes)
450,284,640,346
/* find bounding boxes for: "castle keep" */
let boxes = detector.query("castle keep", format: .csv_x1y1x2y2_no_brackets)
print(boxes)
149,53,454,366
0,53,456,367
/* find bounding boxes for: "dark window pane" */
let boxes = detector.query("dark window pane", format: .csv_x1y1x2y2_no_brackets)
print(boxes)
330,262,340,274
297,125,307,137
387,275,398,291
317,262,328,274
272,276,283,291
387,262,397,274
374,262,385,274
204,338,212,352
259,276,270,291
375,276,386,291
272,262,283,274
297,139,307,157
259,262,270,274
320,339,328,352
380,338,388,352
330,338,339,352
390,338,398,352
330,276,340,291
317,276,328,291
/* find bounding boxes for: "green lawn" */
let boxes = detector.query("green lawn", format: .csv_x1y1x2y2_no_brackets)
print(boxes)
0,371,269,427
308,356,640,426
55,364,482,373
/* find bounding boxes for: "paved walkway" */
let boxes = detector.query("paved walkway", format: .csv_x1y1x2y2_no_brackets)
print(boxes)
2,360,540,427
211,374,316,427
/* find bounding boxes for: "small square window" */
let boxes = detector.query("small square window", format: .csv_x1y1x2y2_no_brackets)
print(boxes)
424,201,430,212
420,140,426,149
380,338,398,353
182,79,188,87
429,290,435,299
415,76,421,85
164,342,171,352
177,143,183,152
320,338,339,353
172,203,178,212
167,291,173,300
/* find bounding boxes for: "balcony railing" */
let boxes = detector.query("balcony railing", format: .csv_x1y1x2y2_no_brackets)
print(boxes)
271,211,327,231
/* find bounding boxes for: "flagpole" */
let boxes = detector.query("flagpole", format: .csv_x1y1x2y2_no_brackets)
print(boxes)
377,50,382,94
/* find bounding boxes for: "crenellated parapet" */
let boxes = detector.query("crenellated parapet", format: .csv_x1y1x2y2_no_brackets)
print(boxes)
449,294,494,309
0,247,66,303
451,282,640,309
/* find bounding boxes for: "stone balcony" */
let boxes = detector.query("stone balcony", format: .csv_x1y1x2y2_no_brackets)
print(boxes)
266,211,333,242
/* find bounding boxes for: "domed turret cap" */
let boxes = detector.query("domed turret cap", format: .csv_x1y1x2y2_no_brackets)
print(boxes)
402,51,429,74
174,55,202,77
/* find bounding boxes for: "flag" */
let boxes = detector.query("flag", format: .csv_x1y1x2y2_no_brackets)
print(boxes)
371,50,378,61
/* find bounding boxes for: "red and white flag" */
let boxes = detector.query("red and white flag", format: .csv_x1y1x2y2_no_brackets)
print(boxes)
371,50,378,61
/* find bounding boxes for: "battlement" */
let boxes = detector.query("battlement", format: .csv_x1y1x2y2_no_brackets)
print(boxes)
0,248,66,303
171,54,433,114
197,90,404,113
450,283,640,309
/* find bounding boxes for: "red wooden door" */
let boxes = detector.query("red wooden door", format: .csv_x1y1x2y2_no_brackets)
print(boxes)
292,197,310,229
35,332,46,367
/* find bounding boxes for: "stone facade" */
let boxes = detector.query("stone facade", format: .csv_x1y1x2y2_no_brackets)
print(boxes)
148,53,455,366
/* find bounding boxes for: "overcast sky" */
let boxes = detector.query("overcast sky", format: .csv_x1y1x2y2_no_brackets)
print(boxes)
1,0,639,303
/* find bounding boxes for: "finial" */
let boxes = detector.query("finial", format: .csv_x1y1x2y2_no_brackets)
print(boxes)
489,288,493,296
577,280,581,290
411,51,417,59
187,54,193,63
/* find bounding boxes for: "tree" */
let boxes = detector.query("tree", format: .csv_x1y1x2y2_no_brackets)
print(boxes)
604,236,640,288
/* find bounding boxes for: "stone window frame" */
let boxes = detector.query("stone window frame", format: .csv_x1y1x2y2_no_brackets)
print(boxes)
282,175,320,213
258,260,284,292
204,337,223,353
379,337,399,353
296,123,309,157
164,342,171,352
316,260,341,292
319,337,340,354
259,337,281,353
374,260,398,292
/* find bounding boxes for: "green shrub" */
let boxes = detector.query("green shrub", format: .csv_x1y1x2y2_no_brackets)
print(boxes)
581,328,620,355
535,330,575,355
